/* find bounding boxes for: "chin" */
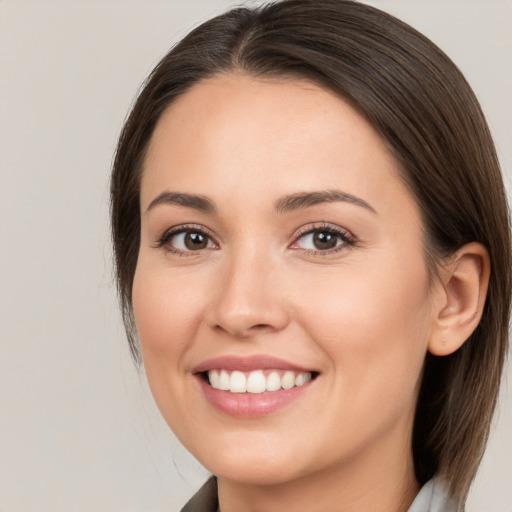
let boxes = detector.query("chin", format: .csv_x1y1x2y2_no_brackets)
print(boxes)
210,460,302,487
189,434,311,486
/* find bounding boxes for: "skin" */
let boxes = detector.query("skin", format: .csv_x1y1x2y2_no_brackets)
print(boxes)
132,74,482,512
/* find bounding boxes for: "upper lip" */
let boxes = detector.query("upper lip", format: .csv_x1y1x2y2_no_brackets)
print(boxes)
193,355,315,374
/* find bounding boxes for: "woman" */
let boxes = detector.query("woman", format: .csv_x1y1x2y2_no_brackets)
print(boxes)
110,1,511,510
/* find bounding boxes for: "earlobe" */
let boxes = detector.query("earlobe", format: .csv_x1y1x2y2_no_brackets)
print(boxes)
428,242,490,356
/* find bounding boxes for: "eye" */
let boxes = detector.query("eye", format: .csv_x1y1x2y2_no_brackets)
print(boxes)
158,226,217,254
291,224,354,253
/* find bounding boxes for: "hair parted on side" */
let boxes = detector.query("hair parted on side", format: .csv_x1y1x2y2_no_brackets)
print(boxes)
110,0,511,506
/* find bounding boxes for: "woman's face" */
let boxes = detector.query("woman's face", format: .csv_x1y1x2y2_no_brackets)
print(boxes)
133,74,440,486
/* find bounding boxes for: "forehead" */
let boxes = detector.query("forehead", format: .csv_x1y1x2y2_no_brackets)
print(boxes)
141,73,414,218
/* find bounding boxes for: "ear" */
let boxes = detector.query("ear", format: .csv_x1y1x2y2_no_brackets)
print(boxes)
428,242,490,356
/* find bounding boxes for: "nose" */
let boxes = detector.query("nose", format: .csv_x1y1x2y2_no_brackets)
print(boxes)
205,248,290,339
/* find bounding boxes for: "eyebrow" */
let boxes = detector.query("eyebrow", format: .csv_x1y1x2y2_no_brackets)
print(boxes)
274,190,377,214
146,192,216,214
145,189,376,215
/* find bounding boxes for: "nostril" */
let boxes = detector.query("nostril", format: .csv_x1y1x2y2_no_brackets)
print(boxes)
206,303,290,338
211,322,273,336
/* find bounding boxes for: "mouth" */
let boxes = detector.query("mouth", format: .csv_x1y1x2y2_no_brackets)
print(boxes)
202,369,316,394
193,355,319,418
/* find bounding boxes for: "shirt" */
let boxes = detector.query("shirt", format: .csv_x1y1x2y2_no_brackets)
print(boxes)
180,476,459,512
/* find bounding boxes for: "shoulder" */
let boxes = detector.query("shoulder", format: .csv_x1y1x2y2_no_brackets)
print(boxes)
180,477,218,512
408,478,461,512
181,476,460,512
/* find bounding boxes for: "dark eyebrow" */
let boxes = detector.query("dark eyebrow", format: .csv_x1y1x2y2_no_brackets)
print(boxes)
274,190,377,214
146,192,216,214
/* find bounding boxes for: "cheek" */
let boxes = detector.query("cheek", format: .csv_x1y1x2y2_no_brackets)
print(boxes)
295,258,432,402
297,257,431,334
131,261,211,431
131,262,206,365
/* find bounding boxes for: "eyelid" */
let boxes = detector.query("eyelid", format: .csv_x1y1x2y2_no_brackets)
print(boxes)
289,222,356,253
154,222,355,256
156,223,219,252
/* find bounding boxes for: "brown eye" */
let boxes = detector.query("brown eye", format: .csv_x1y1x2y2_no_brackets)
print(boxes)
183,231,208,250
291,225,354,253
161,229,216,252
312,231,339,250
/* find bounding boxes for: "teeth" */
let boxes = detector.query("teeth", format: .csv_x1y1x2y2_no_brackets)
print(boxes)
207,369,313,394
266,371,281,392
230,371,247,393
209,369,220,389
218,370,230,390
247,370,266,394
281,371,295,390
295,372,311,386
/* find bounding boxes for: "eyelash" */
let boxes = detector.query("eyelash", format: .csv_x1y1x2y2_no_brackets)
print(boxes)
157,224,218,256
290,223,356,256
156,222,356,257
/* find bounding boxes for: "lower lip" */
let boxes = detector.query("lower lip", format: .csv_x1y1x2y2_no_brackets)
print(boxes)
196,376,314,418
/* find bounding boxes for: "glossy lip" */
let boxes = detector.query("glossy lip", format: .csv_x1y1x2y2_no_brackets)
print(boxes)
193,354,315,373
193,355,318,419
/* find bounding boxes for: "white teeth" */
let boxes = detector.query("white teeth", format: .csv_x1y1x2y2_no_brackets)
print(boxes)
295,372,312,387
218,370,230,390
229,371,247,393
209,369,220,388
207,369,313,394
246,370,266,393
281,371,295,390
266,371,281,392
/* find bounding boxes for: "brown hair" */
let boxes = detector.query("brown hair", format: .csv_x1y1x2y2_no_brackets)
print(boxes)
110,0,511,505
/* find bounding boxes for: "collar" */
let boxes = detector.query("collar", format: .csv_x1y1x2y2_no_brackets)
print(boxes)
181,476,458,512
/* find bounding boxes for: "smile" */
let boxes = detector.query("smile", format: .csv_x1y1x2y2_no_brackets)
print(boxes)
207,369,313,394
194,355,318,417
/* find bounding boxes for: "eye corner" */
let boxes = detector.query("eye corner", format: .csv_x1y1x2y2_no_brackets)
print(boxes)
289,222,356,256
156,223,219,255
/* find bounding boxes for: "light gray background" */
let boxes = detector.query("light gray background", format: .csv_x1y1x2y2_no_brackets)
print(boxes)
0,1,510,511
